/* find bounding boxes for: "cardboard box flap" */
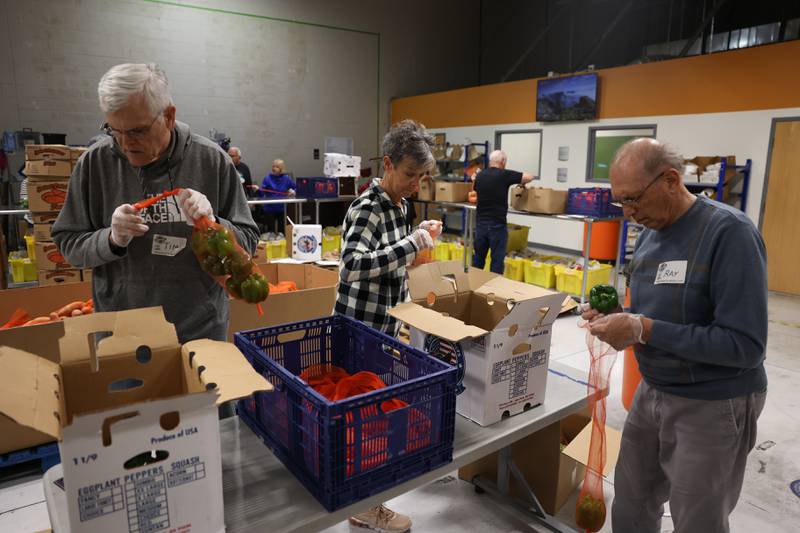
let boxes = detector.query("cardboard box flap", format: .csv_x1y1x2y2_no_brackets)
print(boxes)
474,275,550,303
388,302,487,342
0,347,62,439
494,292,567,331
181,340,273,405
58,307,178,364
562,422,622,476
407,261,494,300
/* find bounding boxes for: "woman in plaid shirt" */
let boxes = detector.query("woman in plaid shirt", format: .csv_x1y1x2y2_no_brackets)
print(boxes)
336,119,441,532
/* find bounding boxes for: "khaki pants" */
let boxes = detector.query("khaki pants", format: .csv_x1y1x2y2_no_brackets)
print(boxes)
612,380,766,533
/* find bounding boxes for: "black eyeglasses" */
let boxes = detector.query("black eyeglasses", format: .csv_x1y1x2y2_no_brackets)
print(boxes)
101,113,162,141
611,170,667,208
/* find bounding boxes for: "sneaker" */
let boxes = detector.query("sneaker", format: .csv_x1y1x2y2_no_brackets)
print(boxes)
349,504,412,533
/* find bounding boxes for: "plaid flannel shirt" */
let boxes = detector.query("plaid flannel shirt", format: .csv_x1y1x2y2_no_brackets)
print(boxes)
335,179,420,335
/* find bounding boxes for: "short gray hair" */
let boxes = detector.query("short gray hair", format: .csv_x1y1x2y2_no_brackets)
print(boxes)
612,138,683,177
489,149,507,166
382,119,435,170
98,63,173,115
229,146,242,157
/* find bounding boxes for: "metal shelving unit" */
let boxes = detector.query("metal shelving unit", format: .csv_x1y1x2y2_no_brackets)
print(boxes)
430,141,488,236
684,158,752,212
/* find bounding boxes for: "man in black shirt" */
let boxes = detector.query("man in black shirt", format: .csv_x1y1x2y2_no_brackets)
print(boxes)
472,149,534,273
228,146,253,197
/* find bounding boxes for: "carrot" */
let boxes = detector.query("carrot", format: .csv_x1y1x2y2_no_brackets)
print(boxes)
71,309,83,317
23,316,53,326
49,312,60,322
1,308,30,329
80,305,92,314
55,301,85,318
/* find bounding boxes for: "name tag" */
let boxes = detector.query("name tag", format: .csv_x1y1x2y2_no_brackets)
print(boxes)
654,260,687,284
151,234,187,257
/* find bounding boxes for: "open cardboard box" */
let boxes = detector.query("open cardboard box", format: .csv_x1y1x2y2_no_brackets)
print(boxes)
0,307,271,533
388,261,566,426
227,263,338,338
511,187,568,214
458,408,621,514
286,221,323,262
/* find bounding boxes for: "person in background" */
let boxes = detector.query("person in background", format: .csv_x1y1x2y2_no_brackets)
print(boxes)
584,138,767,532
258,158,295,234
472,149,534,273
336,119,440,533
228,146,253,198
52,63,258,344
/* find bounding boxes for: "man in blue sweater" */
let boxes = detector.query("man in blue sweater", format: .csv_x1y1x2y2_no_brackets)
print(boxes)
585,138,767,532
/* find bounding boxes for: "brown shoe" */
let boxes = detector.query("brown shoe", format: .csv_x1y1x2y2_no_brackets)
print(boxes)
349,504,412,533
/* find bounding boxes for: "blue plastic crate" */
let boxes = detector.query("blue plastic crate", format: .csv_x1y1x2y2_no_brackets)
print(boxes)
0,442,60,476
234,315,457,511
296,177,339,199
566,187,623,217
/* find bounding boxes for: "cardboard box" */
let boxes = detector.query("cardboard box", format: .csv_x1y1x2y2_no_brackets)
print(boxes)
418,178,435,201
38,269,82,286
35,241,72,270
0,307,271,532
511,187,568,214
24,159,72,177
458,410,621,514
70,147,88,160
31,212,60,225
388,261,565,426
34,222,54,242
434,181,471,203
27,180,69,212
287,223,323,261
323,153,361,177
0,282,92,323
226,263,338,340
25,144,71,160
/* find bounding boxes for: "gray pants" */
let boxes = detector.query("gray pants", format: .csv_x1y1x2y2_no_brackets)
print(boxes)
612,380,766,533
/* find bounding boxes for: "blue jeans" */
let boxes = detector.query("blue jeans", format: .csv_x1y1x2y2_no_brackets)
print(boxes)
472,222,507,274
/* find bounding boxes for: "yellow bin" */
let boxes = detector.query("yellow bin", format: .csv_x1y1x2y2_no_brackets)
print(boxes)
503,257,525,281
266,239,288,260
523,260,557,288
433,241,451,261
555,263,612,296
25,234,36,260
322,234,340,256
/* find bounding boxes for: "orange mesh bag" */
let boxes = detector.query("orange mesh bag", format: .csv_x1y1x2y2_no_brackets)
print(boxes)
575,325,619,532
135,189,269,314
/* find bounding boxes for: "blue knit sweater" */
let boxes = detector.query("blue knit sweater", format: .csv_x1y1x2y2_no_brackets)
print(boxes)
629,195,768,400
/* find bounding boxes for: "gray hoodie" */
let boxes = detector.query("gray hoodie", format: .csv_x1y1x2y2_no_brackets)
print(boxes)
52,121,259,342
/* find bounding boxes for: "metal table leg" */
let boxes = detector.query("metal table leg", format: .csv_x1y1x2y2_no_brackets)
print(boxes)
580,220,593,304
315,200,320,225
613,219,627,292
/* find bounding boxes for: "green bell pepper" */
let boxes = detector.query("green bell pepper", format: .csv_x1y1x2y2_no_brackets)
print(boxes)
239,273,269,304
226,277,243,299
201,255,227,277
207,228,235,258
589,284,619,314
575,494,606,531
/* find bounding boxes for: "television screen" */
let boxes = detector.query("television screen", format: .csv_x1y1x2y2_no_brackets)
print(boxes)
536,73,598,122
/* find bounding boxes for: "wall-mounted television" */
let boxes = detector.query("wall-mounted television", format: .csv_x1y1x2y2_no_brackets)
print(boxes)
536,73,598,122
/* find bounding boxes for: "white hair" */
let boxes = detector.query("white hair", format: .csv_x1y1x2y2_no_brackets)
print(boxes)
229,146,242,157
98,63,173,115
489,149,507,166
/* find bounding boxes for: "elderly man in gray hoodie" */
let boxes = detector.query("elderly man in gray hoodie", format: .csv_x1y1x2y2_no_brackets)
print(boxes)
53,63,258,343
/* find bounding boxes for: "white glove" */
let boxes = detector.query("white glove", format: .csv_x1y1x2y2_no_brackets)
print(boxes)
587,313,645,351
177,188,214,224
287,189,296,197
418,220,443,239
411,228,434,251
110,204,149,247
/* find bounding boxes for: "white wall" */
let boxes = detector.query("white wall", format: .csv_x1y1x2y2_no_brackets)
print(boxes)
434,107,800,251
0,0,479,179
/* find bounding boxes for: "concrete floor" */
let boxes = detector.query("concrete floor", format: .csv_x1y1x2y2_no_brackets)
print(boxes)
2,293,799,532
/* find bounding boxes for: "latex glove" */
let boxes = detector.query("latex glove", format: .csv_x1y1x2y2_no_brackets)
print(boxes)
410,228,435,251
418,220,443,239
177,188,214,224
587,313,645,351
110,204,149,247
287,189,296,197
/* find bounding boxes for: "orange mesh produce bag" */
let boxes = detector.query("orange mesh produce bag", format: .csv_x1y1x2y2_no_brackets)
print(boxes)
135,189,269,314
575,324,619,532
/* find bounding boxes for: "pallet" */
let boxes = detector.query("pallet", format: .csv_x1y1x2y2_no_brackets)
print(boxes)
0,443,61,477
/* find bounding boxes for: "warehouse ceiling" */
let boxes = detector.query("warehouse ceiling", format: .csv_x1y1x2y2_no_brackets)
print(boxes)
477,0,800,84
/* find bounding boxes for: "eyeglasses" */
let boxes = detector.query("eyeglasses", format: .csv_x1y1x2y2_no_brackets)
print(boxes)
101,113,162,141
611,170,667,208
